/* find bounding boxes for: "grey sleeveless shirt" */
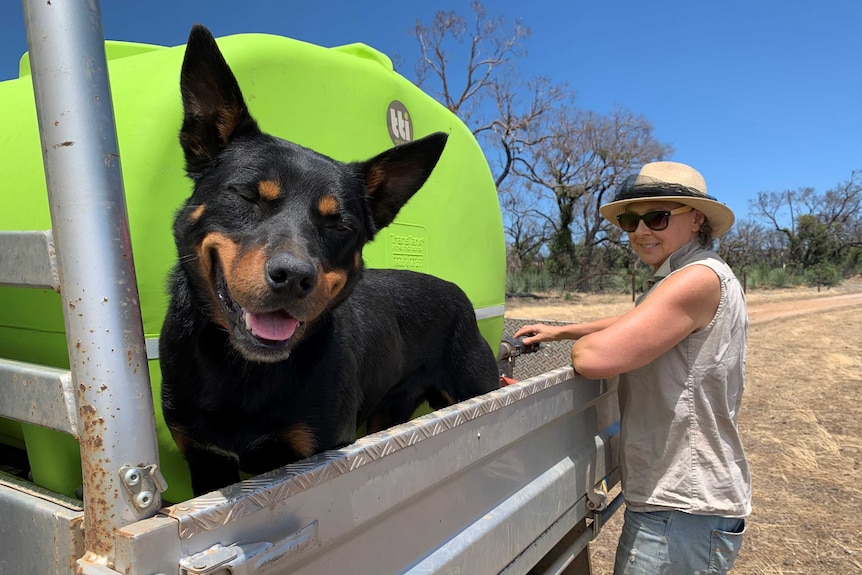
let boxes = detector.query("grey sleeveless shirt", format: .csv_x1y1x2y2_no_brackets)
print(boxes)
619,241,751,517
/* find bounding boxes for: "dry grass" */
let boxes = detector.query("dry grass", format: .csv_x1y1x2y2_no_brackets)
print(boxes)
505,278,862,574
732,306,862,574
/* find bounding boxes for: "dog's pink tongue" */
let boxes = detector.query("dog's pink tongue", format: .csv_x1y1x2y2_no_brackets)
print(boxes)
247,311,298,341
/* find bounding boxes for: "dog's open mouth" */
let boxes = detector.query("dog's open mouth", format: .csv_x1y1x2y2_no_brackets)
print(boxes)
213,261,303,353
241,308,299,343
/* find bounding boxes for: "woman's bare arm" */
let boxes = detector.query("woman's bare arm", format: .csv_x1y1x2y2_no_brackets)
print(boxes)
571,264,721,379
513,315,621,345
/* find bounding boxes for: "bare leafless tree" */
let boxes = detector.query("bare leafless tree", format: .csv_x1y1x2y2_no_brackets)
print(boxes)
718,219,776,269
480,76,569,189
821,170,862,250
412,2,566,192
749,187,816,240
413,2,528,125
498,180,554,268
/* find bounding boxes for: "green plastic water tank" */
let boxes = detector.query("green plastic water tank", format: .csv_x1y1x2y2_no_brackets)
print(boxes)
0,33,505,502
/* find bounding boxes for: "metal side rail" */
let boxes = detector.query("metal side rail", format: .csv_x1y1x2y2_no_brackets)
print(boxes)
0,230,73,434
0,358,77,437
0,230,60,290
108,368,619,575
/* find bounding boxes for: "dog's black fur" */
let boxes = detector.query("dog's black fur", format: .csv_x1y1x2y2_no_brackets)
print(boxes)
160,25,500,496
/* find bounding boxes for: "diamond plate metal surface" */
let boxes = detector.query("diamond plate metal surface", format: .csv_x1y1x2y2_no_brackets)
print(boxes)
504,318,579,380
163,366,575,539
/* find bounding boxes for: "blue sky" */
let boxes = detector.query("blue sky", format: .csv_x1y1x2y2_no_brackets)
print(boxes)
2,1,859,223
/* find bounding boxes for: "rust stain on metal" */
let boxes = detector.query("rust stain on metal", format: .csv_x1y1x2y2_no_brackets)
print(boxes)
68,515,85,572
78,407,106,448
78,403,115,556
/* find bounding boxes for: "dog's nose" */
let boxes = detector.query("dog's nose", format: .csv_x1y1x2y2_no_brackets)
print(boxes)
265,253,317,297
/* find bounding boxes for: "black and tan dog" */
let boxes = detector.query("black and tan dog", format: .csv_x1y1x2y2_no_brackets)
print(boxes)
159,25,500,496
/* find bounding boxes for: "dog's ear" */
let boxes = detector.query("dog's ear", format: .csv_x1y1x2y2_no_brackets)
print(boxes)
361,132,448,231
179,24,259,177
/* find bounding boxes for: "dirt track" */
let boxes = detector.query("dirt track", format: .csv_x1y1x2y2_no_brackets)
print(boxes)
746,291,862,324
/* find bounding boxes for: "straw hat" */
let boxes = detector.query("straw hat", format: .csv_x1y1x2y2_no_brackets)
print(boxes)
600,161,735,237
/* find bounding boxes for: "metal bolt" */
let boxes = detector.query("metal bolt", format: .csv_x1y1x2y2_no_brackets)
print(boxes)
135,490,153,508
123,468,141,486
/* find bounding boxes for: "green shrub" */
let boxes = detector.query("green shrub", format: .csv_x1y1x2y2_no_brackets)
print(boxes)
737,263,805,290
506,269,560,294
767,266,792,288
803,262,841,287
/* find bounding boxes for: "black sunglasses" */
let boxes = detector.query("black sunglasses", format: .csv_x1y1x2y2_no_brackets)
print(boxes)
617,206,693,232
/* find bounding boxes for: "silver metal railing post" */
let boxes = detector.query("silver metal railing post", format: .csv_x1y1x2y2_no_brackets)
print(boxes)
21,0,163,566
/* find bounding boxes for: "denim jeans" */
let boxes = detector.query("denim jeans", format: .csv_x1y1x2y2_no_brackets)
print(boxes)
614,508,746,574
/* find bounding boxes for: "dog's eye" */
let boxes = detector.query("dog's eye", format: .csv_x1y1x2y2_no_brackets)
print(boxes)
323,213,352,233
229,185,259,204
328,221,353,233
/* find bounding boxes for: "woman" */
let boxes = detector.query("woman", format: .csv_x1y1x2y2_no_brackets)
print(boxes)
515,161,750,574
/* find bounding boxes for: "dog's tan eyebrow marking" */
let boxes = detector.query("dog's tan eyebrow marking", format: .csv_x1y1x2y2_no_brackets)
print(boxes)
318,195,340,217
258,180,281,200
189,204,206,222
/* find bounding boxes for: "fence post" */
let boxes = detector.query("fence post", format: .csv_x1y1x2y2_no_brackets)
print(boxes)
21,0,163,568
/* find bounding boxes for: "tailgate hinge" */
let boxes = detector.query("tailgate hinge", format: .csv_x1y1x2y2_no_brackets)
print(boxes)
179,521,319,575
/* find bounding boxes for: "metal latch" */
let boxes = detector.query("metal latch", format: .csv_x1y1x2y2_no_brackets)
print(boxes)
587,478,609,537
179,521,319,575
497,336,542,379
586,478,609,513
119,464,168,511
